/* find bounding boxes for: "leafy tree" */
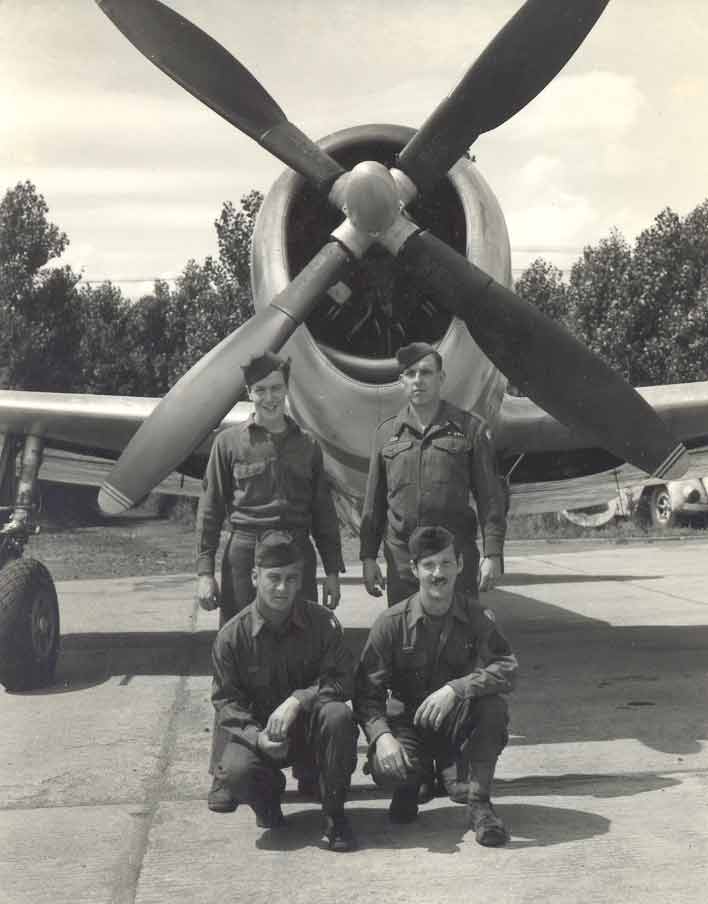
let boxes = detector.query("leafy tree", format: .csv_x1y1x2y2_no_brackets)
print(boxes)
0,182,82,390
566,228,634,379
517,201,708,387
0,180,68,301
514,258,569,325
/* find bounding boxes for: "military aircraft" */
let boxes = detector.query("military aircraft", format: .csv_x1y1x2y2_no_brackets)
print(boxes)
2,0,708,693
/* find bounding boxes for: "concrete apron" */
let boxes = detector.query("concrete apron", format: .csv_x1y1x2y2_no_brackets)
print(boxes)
1,540,707,903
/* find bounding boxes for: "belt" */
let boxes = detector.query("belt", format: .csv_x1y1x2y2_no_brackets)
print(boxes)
229,526,309,546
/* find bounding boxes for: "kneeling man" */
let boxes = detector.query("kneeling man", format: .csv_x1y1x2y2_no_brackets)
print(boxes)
354,526,517,846
211,530,358,851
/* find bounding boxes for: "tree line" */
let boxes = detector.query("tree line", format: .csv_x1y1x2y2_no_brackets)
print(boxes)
0,181,261,395
2,179,708,396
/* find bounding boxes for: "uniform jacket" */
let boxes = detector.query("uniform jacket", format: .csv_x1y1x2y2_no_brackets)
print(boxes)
358,400,506,560
354,591,517,746
196,414,344,575
212,597,354,754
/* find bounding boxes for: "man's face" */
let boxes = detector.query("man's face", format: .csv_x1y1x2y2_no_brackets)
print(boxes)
400,354,445,409
252,560,303,613
411,544,462,605
248,369,288,423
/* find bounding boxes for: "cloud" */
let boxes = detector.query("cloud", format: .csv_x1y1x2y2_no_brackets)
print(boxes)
509,70,645,138
506,192,596,249
518,155,562,189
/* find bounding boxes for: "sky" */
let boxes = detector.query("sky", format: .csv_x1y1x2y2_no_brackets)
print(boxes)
2,0,708,299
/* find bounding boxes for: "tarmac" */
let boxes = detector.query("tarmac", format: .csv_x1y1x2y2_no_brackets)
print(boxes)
2,537,708,904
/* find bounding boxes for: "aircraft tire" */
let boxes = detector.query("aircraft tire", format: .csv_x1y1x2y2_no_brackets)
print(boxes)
0,558,60,692
636,485,676,530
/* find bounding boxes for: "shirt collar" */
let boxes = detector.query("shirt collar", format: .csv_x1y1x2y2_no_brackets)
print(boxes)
251,596,306,637
405,591,470,628
394,400,463,436
247,412,299,435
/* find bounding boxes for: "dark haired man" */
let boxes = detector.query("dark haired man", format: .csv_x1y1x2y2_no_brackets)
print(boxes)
211,531,358,851
359,341,507,607
196,351,345,811
354,525,516,846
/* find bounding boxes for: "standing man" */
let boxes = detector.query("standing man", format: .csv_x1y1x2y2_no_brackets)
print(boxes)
354,526,517,846
211,531,358,851
360,341,506,606
196,350,344,619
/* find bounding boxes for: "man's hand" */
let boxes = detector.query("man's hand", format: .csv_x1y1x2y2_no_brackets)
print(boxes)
321,573,341,610
363,558,386,598
265,695,302,742
478,555,503,592
257,731,289,762
371,732,412,782
196,574,220,611
414,685,457,731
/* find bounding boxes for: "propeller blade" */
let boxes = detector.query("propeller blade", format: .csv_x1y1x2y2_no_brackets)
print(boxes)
98,241,351,514
398,0,610,195
96,0,344,192
394,229,688,480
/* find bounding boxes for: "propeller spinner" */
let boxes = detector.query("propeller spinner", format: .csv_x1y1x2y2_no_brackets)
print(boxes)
96,0,687,515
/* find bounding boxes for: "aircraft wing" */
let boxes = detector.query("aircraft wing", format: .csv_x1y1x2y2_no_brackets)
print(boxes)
496,381,708,515
0,390,253,492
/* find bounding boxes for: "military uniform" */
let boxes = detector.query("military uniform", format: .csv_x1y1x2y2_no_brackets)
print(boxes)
354,590,516,799
212,596,357,819
196,413,344,620
359,400,506,605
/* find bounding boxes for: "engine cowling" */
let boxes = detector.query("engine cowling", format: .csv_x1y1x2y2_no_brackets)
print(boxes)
251,123,512,517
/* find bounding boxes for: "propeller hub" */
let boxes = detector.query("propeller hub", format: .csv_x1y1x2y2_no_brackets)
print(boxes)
344,161,400,236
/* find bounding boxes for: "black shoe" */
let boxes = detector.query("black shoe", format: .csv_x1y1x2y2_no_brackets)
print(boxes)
467,798,508,847
417,779,435,805
322,813,356,852
207,777,237,813
389,787,419,824
252,799,286,829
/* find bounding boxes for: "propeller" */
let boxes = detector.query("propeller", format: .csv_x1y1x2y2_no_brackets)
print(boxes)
98,241,351,514
96,0,345,194
384,225,688,479
96,0,687,515
398,0,610,195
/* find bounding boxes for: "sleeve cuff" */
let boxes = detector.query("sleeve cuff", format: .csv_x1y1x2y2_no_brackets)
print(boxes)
482,536,504,557
291,687,318,711
364,717,391,746
197,552,216,575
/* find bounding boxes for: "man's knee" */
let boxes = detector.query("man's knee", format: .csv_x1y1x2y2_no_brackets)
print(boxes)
215,743,266,802
462,695,509,756
315,701,358,766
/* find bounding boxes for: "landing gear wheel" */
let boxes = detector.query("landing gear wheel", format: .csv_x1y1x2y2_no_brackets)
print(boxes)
0,558,60,692
647,486,676,529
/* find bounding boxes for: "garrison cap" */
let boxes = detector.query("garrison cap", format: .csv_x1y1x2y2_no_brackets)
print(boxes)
408,525,457,562
396,342,441,373
242,351,291,386
254,530,302,567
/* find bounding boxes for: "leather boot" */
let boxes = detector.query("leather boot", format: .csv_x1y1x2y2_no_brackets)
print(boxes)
466,760,508,847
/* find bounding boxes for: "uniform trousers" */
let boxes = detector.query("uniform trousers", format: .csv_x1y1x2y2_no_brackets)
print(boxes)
369,695,508,793
383,532,481,607
215,700,358,814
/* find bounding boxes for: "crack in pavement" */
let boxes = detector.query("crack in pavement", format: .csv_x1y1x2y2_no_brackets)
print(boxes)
108,599,200,904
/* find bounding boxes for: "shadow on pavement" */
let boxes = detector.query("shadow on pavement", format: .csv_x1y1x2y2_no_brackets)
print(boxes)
253,801,610,853
35,589,707,761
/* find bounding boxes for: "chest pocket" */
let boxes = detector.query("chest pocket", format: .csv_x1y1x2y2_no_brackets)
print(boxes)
442,632,477,674
233,460,268,482
382,439,414,494
429,436,470,486
395,647,427,673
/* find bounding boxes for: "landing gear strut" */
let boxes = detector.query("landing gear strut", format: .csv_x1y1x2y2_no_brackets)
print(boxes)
0,435,60,692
